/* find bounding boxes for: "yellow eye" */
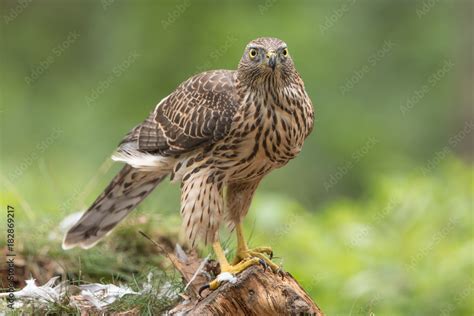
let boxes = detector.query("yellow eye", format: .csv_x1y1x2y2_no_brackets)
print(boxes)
249,48,258,59
282,48,288,56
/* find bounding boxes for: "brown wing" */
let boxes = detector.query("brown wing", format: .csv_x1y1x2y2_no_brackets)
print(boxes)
121,70,239,156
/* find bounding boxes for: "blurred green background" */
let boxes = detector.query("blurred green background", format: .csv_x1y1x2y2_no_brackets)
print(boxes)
0,0,472,314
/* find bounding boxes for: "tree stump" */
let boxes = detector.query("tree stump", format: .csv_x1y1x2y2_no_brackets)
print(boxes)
140,232,323,315
170,265,323,315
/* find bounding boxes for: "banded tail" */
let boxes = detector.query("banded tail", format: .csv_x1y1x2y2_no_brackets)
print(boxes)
63,165,166,249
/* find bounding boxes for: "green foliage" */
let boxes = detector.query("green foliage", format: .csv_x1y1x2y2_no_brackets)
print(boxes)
244,158,473,315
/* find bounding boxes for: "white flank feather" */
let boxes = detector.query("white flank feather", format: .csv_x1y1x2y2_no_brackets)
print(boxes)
112,143,170,171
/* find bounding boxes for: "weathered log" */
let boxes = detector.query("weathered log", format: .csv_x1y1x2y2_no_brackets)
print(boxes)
170,264,323,315
140,232,323,315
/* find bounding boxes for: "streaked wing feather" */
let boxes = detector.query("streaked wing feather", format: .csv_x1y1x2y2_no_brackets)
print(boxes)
121,70,239,156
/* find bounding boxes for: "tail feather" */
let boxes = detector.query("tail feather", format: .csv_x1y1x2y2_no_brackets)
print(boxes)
63,164,166,249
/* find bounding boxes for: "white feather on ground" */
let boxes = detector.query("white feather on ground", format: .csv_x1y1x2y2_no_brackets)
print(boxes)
0,272,178,311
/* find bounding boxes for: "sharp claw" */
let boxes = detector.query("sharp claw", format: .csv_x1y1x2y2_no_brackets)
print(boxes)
276,268,285,279
198,284,210,297
258,258,268,272
269,251,273,260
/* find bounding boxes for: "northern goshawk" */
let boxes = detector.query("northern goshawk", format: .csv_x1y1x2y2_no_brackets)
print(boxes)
64,37,314,292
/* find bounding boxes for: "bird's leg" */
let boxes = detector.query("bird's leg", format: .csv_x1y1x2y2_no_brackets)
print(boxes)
199,240,266,295
232,223,282,274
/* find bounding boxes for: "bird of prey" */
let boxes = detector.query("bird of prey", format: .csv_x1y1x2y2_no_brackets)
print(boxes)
63,37,314,291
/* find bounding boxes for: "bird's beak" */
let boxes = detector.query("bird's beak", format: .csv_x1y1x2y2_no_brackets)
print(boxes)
267,51,277,70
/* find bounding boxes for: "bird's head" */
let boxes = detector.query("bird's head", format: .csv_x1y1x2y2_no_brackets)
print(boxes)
238,37,295,85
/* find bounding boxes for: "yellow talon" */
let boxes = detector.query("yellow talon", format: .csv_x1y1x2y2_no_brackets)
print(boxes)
250,246,274,258
233,246,273,263
200,223,282,297
199,242,265,297
233,223,281,273
209,257,262,288
240,250,279,272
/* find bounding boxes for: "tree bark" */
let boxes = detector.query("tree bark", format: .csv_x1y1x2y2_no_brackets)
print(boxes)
162,245,323,315
170,265,323,315
139,232,323,315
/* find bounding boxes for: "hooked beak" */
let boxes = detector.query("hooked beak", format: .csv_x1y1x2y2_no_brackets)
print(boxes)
267,51,277,70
